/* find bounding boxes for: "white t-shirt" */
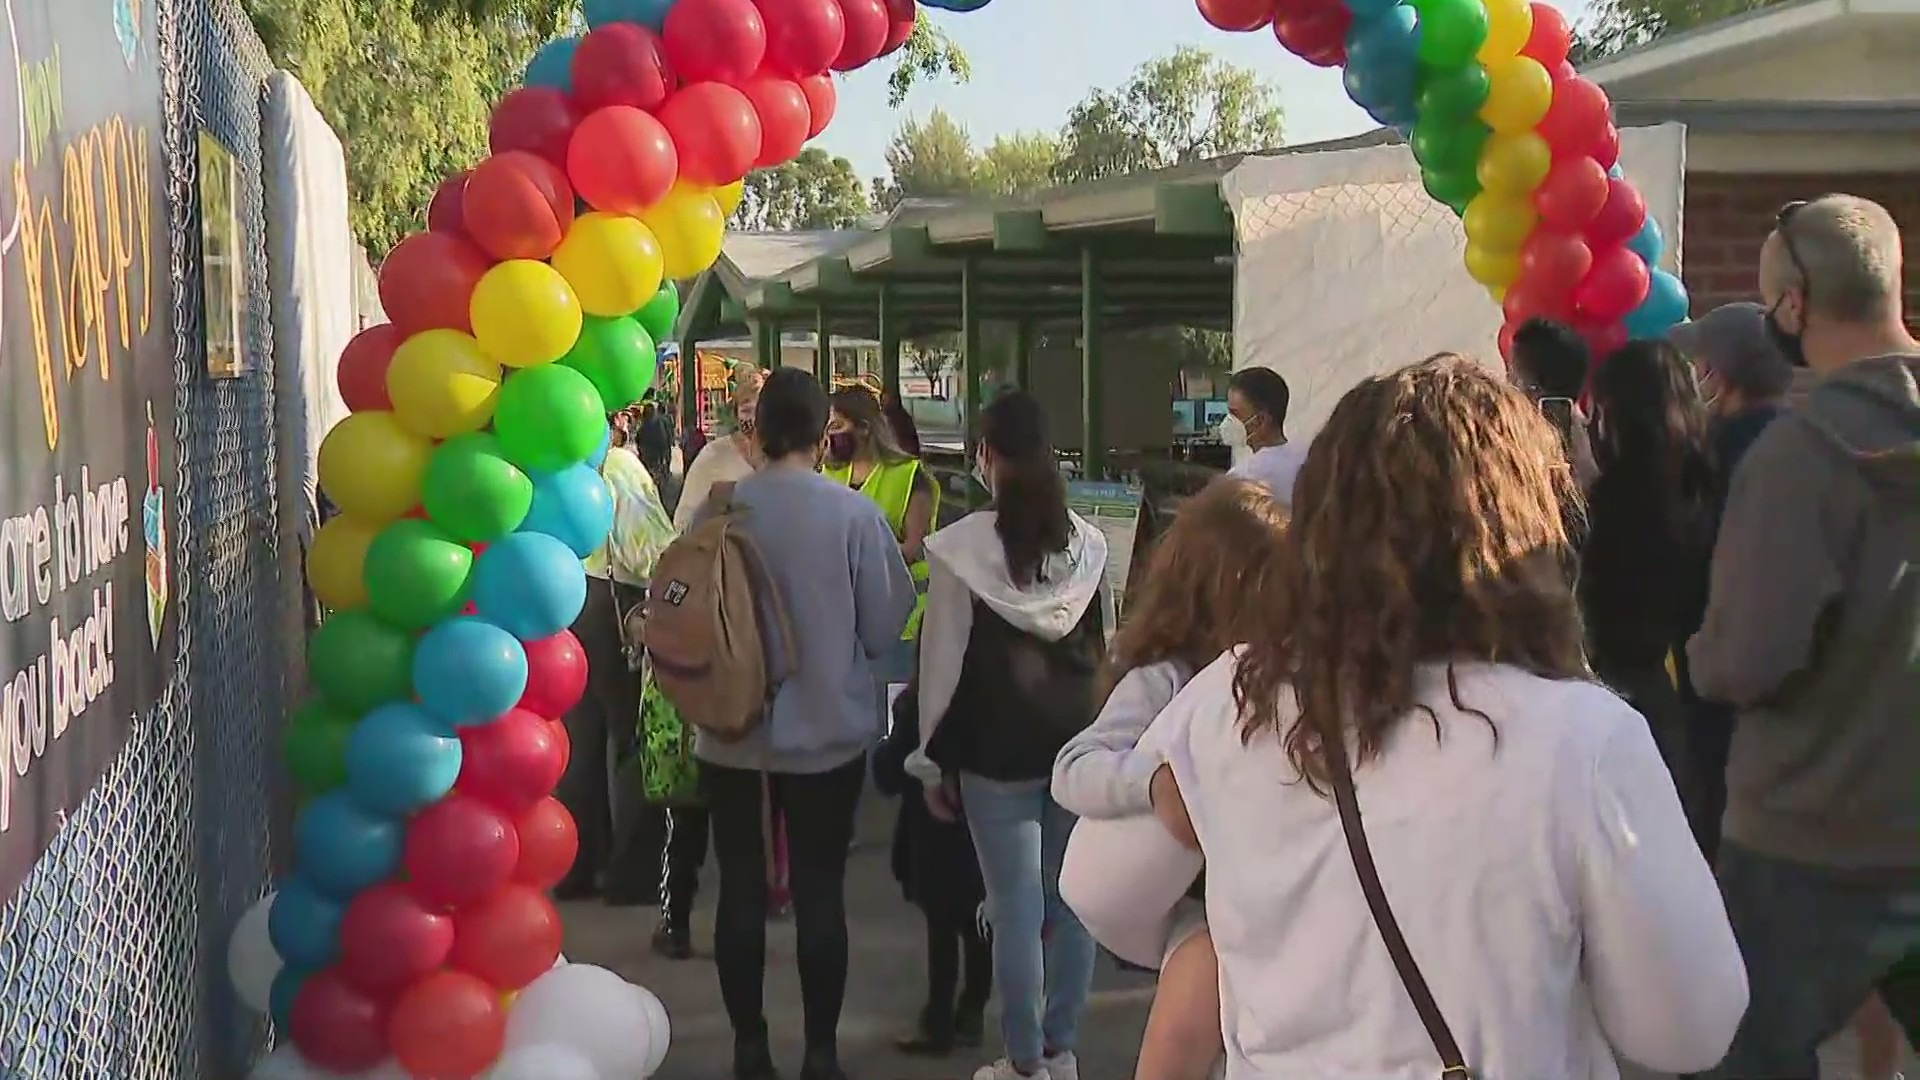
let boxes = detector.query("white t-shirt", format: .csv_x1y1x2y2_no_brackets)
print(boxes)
672,435,756,532
1229,442,1309,506
1061,654,1747,1079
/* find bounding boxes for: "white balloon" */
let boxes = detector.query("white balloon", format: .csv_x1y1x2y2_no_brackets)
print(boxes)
504,964,651,1080
629,984,671,1077
487,1044,602,1080
228,892,282,1015
247,1047,317,1080
553,951,568,967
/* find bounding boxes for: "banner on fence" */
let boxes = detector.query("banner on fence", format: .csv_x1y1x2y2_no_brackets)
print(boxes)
1065,481,1143,612
0,0,180,900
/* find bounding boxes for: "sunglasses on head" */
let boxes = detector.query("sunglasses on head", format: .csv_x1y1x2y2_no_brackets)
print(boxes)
1773,197,1831,303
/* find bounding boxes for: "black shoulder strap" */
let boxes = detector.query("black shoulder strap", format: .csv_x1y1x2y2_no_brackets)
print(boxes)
1326,739,1473,1079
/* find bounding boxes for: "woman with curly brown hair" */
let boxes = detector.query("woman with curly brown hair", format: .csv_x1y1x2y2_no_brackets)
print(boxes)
1051,477,1290,1080
1062,355,1747,1079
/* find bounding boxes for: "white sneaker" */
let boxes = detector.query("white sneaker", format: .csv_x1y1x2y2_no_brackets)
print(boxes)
972,1060,1051,1080
1042,1052,1080,1080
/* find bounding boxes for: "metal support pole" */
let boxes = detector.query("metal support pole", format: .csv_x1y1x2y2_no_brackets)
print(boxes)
1080,247,1105,480
679,336,700,437
754,319,779,371
879,285,902,397
1012,318,1034,391
961,259,983,458
815,307,832,385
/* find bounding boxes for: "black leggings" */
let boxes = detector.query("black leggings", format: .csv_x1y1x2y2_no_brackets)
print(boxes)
705,756,866,1055
924,907,992,1022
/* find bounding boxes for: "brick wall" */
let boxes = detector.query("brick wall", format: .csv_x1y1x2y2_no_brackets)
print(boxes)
1682,171,1920,333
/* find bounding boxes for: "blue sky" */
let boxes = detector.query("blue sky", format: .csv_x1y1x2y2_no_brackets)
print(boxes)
813,0,1595,182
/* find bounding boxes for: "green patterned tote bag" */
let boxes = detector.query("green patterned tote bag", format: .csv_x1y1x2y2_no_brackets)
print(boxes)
639,672,702,806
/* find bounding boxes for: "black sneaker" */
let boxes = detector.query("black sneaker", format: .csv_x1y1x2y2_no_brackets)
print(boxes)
733,1031,778,1080
651,919,693,961
894,1007,955,1057
953,1005,986,1049
799,1050,847,1080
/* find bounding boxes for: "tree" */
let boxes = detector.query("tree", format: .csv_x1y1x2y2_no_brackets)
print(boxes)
978,132,1060,197
887,21,973,108
870,108,985,210
1575,0,1790,59
1053,47,1284,184
732,149,872,230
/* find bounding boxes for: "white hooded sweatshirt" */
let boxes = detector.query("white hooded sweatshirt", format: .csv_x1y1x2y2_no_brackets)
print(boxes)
907,509,1113,787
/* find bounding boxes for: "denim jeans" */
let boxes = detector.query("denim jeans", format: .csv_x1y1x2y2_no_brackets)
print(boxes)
1709,841,1920,1077
959,773,1098,1068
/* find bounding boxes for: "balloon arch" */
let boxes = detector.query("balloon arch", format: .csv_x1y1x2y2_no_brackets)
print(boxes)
240,0,1689,1077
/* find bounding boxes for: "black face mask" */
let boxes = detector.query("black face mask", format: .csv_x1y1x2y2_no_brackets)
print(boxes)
826,432,857,464
1764,297,1809,368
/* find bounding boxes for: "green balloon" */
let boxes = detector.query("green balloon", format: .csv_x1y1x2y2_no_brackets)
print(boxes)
495,363,607,473
562,315,659,413
422,432,534,542
1417,63,1490,121
362,518,474,629
633,280,679,343
307,609,416,713
1409,116,1489,175
1423,165,1482,210
1416,0,1489,70
284,698,356,795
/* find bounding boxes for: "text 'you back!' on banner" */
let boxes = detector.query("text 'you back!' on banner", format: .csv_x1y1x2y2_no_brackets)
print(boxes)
0,0,180,901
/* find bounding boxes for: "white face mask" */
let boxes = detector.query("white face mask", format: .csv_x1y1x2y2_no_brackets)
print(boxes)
1218,414,1249,448
973,455,992,495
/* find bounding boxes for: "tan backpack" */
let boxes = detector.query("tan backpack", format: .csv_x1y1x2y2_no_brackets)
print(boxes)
641,485,797,743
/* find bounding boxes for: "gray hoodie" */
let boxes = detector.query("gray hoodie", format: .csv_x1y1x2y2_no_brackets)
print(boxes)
1688,354,1920,871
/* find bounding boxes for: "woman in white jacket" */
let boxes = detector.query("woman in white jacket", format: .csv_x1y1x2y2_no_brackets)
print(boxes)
908,391,1112,1080
1061,356,1749,1080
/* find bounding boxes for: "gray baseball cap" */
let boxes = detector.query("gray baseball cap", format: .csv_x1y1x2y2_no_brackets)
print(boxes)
1668,302,1794,397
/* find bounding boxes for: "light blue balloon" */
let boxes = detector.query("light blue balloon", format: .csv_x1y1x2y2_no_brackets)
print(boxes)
586,422,613,469
523,464,616,558
1607,162,1624,179
584,0,677,28
1345,2,1418,66
269,966,309,1029
267,877,345,970
472,532,590,641
345,703,463,818
1346,0,1404,21
293,793,403,899
1624,269,1691,339
524,36,581,92
1627,215,1664,266
413,616,530,727
920,0,992,9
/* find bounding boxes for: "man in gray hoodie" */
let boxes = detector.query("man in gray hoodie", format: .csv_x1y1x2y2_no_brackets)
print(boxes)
1688,193,1920,1076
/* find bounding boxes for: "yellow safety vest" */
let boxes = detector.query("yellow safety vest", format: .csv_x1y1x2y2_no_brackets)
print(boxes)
824,457,938,639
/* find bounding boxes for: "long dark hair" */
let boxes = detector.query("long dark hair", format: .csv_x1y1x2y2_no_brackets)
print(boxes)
829,386,912,463
1589,341,1718,543
980,391,1070,588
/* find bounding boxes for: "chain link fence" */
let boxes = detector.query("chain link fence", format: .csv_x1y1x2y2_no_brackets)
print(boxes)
0,0,289,1076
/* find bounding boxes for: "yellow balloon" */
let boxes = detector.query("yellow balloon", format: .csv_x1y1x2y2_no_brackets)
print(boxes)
317,412,431,522
1488,284,1509,304
1476,130,1552,196
551,212,666,318
386,329,503,439
714,180,745,217
1464,242,1522,288
1479,56,1554,133
1461,192,1539,254
307,515,379,611
1478,0,1533,63
469,260,584,368
641,184,726,280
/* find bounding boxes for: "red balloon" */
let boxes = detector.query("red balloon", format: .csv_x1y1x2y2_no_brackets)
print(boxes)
462,151,576,262
573,22,677,112
1573,244,1652,324
289,968,389,1073
879,0,915,56
389,971,506,1080
1533,156,1609,231
831,0,889,71
1590,123,1621,170
1198,0,1278,31
378,231,491,338
664,0,768,86
1502,276,1574,326
1273,8,1350,65
1518,228,1595,293
1585,178,1647,250
449,884,565,990
568,106,680,216
1538,75,1611,157
546,718,572,773
456,708,567,814
1578,318,1629,361
1521,1,1572,67
660,82,764,186
1497,319,1520,364
489,87,581,166
337,325,401,412
405,793,521,910
742,74,811,168
758,0,846,78
511,796,580,891
517,631,588,718
798,73,836,138
427,173,470,236
337,883,456,996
